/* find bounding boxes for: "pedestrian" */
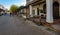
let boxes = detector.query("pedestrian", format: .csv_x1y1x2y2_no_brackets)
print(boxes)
12,12,14,16
10,12,12,16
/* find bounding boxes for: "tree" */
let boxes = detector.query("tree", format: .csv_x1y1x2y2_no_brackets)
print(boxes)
10,5,18,12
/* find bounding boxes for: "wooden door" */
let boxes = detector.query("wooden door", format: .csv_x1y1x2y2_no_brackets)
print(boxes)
53,1,59,19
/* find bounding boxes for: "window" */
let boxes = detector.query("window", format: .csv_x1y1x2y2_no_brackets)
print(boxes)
37,8,40,15
32,10,35,15
40,10,43,13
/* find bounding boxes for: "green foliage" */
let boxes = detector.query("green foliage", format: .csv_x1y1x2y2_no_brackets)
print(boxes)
10,5,18,12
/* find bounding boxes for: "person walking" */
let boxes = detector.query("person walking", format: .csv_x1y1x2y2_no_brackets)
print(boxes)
11,11,15,16
10,12,12,16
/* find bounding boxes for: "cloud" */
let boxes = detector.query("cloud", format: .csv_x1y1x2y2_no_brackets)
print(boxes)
14,1,26,6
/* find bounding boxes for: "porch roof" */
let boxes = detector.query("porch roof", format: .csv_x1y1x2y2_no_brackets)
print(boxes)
28,0,45,6
16,5,29,12
18,5,29,10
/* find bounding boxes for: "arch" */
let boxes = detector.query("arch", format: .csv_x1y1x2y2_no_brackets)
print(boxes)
53,1,59,19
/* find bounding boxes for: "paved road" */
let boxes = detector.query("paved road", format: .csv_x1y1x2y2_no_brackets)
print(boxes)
0,15,53,35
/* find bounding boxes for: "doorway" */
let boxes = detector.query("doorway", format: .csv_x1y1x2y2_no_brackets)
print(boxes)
53,1,59,19
37,8,40,15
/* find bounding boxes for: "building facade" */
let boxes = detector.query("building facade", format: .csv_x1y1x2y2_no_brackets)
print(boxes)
0,4,5,14
26,0,60,23
18,6,27,18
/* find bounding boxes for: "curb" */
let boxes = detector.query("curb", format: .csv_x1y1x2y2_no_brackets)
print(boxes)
44,25,60,35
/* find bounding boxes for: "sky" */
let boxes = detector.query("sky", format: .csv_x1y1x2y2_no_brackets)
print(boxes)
0,0,26,9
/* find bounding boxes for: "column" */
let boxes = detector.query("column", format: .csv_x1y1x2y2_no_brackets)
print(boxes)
46,0,53,23
29,5,33,17
35,8,37,16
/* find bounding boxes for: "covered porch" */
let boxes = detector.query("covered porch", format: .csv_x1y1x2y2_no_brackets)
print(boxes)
28,0,60,31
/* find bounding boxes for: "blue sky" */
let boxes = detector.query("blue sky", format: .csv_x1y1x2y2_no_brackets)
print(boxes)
0,0,26,9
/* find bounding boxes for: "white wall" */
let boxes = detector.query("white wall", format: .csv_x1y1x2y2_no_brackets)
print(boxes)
32,6,37,16
32,4,44,16
39,3,45,16
24,8,26,13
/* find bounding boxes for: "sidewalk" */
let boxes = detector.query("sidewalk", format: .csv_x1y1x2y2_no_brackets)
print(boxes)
25,20,59,35
18,16,59,35
26,16,60,35
52,19,60,31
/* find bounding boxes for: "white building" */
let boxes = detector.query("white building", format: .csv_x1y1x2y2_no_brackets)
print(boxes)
0,4,5,14
26,0,60,23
